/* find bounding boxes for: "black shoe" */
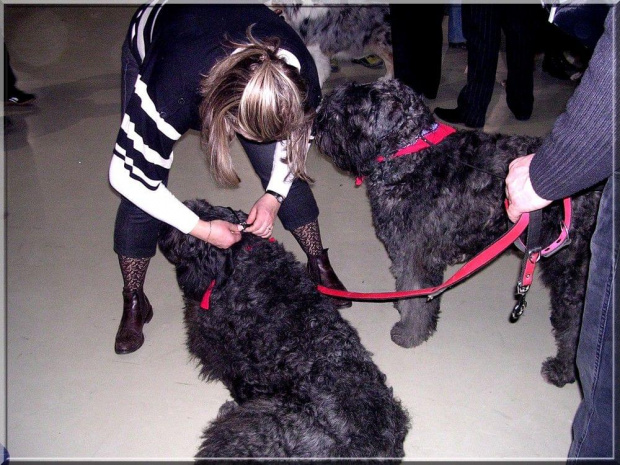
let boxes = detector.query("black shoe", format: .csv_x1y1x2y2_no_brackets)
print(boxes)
507,100,533,122
6,89,36,106
307,249,352,309
115,288,154,354
512,110,532,122
434,107,483,129
542,53,583,81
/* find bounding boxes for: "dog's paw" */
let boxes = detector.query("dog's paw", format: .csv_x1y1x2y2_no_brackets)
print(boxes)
390,321,431,348
541,357,576,387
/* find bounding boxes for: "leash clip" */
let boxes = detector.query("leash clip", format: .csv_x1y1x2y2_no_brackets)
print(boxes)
511,283,530,322
226,206,252,232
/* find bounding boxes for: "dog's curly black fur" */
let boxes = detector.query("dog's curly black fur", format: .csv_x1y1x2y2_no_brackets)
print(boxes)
158,200,409,459
314,79,601,387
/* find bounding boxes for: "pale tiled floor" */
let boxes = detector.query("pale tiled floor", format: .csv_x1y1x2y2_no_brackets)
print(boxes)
4,5,584,461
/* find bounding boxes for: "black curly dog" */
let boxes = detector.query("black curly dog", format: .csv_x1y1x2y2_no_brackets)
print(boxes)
314,79,601,387
158,199,409,459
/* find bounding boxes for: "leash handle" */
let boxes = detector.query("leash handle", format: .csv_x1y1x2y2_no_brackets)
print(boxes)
510,198,571,322
512,198,572,257
318,211,531,301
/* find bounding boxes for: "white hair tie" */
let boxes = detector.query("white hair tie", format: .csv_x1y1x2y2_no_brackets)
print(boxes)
275,49,301,71
231,47,301,71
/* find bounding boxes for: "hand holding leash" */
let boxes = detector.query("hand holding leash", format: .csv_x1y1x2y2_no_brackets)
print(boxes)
505,154,552,222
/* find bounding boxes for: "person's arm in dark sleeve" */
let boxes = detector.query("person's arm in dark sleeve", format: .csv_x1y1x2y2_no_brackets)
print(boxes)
529,6,615,200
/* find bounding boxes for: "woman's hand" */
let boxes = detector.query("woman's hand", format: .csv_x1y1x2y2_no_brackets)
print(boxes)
244,193,281,238
505,154,552,223
190,219,243,249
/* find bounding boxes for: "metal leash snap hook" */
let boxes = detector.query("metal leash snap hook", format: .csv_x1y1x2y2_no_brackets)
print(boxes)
226,206,252,232
510,284,529,323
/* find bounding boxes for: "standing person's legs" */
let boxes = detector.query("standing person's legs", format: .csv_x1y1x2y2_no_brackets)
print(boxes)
500,5,539,121
456,4,501,127
568,175,616,460
389,4,444,99
112,37,157,354
238,136,351,308
4,43,35,105
4,44,17,99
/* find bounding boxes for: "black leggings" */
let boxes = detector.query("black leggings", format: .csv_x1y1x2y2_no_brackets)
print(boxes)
113,39,319,258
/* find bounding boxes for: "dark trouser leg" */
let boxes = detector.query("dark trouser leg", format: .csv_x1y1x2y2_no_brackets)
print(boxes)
238,136,351,307
501,5,539,120
457,5,501,127
389,4,444,99
4,44,17,99
568,176,616,459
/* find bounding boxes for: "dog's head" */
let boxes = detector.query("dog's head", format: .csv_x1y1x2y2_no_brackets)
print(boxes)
314,79,435,178
158,199,248,302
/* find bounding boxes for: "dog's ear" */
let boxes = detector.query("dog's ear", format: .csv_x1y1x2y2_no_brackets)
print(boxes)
158,199,238,301
316,81,401,177
204,242,234,285
316,79,436,177
179,241,236,302
315,82,377,176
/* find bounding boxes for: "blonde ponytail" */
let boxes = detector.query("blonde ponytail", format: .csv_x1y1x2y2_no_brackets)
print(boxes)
199,27,314,186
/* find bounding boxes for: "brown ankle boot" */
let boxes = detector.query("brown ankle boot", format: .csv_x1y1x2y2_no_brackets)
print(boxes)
307,249,352,309
114,287,154,354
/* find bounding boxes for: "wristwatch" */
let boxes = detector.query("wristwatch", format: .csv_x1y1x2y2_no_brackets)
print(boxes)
265,190,285,204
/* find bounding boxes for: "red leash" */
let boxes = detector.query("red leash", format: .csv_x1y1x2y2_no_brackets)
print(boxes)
324,121,573,318
318,199,572,307
317,211,531,302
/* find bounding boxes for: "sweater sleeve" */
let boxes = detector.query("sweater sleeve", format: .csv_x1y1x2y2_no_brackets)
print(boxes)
108,75,200,234
265,140,294,198
529,6,616,201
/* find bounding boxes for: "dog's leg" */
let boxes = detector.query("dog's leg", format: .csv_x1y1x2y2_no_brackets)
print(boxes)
390,256,444,348
541,281,585,387
540,255,589,387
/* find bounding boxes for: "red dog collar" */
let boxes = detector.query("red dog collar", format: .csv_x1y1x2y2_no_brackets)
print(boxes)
377,122,456,162
355,122,456,186
199,237,277,310
200,280,217,310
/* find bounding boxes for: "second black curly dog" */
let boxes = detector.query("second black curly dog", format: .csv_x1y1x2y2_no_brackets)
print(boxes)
314,79,601,388
158,199,409,458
